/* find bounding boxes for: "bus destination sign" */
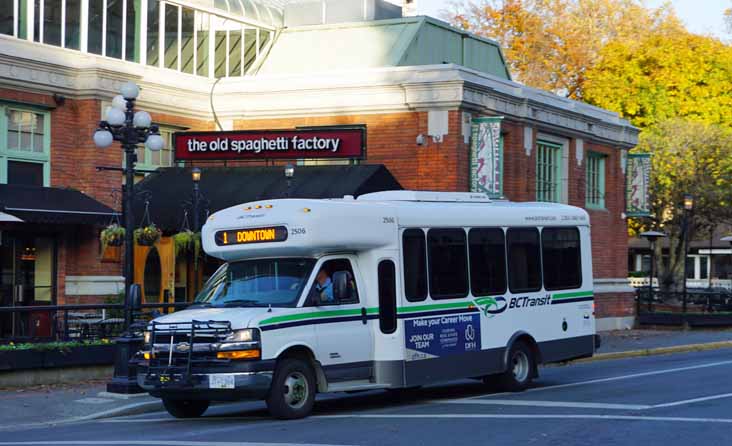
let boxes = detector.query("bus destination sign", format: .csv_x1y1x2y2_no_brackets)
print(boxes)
215,226,288,247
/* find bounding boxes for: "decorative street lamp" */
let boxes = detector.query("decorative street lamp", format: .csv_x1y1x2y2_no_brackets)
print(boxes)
191,167,202,294
94,81,163,393
640,230,667,312
682,194,694,313
285,163,295,198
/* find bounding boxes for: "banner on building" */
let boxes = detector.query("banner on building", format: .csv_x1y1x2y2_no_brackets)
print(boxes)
173,126,365,161
626,153,652,217
470,117,503,197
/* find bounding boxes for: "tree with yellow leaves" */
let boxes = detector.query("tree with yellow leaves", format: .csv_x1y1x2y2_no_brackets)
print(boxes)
584,30,732,129
445,0,682,98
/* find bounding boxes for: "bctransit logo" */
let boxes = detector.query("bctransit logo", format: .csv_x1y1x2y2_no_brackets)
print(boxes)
474,296,508,317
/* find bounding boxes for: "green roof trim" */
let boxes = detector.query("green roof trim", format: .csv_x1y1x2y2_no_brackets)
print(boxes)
255,16,511,80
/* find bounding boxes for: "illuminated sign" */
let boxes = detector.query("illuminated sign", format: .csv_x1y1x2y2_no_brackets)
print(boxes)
215,226,288,246
174,126,366,161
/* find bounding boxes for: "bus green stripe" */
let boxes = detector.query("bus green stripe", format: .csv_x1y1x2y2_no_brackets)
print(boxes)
260,308,377,326
552,291,594,300
397,302,473,314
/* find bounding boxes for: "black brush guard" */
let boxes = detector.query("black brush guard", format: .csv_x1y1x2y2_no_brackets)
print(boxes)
144,320,232,388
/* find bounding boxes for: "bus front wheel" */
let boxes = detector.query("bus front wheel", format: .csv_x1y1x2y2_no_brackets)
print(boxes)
498,341,535,392
162,398,210,418
266,358,316,419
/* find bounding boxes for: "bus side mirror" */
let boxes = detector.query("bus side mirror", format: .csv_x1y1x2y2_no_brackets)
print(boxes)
332,271,350,301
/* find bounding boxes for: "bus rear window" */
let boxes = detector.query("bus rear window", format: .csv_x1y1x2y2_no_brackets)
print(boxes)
507,228,542,293
542,228,582,290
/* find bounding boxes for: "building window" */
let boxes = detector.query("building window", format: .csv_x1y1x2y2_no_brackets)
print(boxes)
4,0,273,78
134,125,179,169
586,152,606,208
536,141,562,203
1,106,51,186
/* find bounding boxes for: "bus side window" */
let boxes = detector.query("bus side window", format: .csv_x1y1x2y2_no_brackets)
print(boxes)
402,229,428,302
469,228,507,296
507,228,542,293
378,260,397,334
427,228,469,299
542,227,582,290
309,259,360,305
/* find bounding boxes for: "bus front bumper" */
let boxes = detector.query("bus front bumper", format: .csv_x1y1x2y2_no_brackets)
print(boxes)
137,363,274,401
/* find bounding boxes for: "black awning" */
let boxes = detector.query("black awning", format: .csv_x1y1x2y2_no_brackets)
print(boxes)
133,164,403,232
0,184,118,225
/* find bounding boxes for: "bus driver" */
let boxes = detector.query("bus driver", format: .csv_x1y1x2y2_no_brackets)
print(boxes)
314,267,334,302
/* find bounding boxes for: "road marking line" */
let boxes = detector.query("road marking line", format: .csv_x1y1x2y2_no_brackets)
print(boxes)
0,442,353,446
101,417,270,423
317,414,732,424
515,359,732,395
652,392,732,409
437,399,651,410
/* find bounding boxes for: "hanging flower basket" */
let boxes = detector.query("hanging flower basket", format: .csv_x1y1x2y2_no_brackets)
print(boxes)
101,245,122,263
173,230,201,258
100,224,125,249
134,224,162,246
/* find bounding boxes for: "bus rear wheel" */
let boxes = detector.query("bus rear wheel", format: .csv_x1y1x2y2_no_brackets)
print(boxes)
498,341,535,392
162,398,210,418
266,358,316,419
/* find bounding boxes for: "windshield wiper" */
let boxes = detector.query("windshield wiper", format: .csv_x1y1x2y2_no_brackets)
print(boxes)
219,299,266,307
188,302,213,308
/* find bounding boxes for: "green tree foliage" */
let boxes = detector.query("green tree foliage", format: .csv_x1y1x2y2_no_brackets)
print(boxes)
584,30,732,129
635,120,732,290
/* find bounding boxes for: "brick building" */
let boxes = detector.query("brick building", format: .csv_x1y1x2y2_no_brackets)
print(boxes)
0,0,638,336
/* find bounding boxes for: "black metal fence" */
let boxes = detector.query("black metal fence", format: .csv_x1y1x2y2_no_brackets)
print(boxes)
636,287,732,327
0,302,190,343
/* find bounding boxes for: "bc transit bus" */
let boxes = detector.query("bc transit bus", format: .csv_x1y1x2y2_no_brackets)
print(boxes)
137,191,597,419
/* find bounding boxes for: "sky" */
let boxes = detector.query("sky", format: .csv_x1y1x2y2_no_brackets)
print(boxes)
409,0,729,38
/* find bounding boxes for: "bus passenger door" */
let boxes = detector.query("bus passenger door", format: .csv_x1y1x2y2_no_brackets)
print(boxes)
310,257,374,382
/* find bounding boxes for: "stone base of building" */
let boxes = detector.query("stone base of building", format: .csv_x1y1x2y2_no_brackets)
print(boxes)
594,278,636,331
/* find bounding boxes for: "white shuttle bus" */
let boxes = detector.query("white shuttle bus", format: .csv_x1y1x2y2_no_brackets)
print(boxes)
137,191,597,419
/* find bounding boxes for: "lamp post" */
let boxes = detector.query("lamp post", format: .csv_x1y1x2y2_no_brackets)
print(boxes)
191,167,202,294
285,164,295,198
640,231,667,313
682,194,694,313
94,81,164,393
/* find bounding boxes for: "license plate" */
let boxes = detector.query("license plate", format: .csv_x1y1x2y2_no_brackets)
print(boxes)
209,374,236,389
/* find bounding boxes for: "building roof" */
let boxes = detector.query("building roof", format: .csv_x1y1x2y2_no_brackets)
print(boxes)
132,164,402,232
255,16,511,79
0,184,118,225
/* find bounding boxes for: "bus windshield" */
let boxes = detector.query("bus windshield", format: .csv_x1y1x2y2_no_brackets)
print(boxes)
194,258,315,308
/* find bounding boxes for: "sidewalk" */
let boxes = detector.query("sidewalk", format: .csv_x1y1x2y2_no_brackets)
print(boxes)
2,328,732,428
0,380,162,430
597,328,732,354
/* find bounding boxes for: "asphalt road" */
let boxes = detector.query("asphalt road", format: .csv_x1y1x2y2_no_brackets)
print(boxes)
2,348,732,446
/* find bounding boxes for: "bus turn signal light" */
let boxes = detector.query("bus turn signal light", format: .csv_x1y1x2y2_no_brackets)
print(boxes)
217,350,260,360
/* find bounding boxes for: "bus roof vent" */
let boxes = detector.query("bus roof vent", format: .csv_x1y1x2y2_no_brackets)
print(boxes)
358,190,492,203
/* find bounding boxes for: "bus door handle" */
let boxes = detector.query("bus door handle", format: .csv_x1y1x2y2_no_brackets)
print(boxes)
361,307,367,325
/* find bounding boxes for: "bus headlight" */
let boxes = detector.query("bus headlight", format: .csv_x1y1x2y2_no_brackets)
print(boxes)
143,330,151,345
224,328,259,343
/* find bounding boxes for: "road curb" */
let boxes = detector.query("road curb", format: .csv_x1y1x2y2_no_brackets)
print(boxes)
576,340,732,363
82,400,165,421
